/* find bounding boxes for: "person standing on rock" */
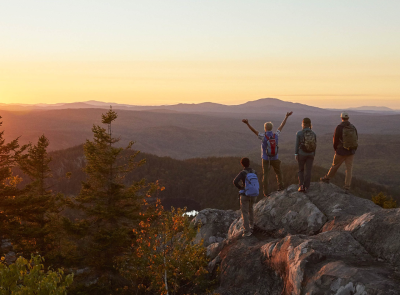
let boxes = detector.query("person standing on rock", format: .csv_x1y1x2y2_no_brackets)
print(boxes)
233,157,259,237
295,118,317,193
320,112,358,192
242,112,293,197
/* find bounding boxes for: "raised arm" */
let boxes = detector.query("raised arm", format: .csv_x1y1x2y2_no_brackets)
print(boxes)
242,119,259,136
277,112,293,132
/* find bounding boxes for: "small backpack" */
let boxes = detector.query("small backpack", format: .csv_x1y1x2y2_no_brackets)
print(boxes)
301,130,317,153
342,124,358,150
244,170,259,197
264,133,278,157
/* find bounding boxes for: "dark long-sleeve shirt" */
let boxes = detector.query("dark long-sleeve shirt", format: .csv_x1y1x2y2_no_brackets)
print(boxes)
333,121,358,156
233,167,256,190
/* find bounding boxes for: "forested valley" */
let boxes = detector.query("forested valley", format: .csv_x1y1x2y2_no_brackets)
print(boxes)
0,109,397,294
35,146,397,211
0,110,211,294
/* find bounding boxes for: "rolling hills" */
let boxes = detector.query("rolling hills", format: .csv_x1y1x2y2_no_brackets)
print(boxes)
2,98,400,191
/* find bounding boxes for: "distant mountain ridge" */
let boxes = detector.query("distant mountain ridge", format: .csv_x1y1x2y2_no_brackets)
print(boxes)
328,105,399,113
1,98,398,114
1,98,323,113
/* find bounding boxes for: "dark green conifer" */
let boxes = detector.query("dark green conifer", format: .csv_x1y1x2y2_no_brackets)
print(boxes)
74,107,147,273
0,116,26,256
10,135,65,257
0,116,24,196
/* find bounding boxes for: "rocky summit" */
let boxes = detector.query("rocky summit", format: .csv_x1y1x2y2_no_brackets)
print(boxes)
191,182,400,295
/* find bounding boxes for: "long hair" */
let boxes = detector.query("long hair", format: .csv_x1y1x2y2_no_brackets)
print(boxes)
302,118,312,129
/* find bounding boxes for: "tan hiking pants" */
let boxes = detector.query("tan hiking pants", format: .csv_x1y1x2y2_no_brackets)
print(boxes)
326,154,354,189
262,159,284,196
240,194,256,234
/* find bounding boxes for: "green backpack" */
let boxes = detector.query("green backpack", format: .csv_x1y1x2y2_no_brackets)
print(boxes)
301,129,317,153
342,124,358,150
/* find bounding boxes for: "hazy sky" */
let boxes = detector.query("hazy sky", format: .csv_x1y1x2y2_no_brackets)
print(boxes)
1,0,400,108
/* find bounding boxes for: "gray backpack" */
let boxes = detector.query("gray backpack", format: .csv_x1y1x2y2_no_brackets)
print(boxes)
342,124,358,150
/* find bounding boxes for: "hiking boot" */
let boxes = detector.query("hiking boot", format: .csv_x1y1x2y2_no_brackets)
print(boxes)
320,177,330,183
277,186,285,191
264,193,271,198
242,231,252,237
298,185,305,193
344,188,350,194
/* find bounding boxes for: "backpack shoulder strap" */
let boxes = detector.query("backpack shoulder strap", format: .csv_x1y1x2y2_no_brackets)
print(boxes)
242,170,250,179
265,133,275,140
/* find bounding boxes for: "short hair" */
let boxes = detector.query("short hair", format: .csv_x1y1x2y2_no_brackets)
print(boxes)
240,157,250,168
264,122,273,131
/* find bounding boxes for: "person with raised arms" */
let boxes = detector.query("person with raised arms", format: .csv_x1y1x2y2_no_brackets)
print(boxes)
242,111,293,197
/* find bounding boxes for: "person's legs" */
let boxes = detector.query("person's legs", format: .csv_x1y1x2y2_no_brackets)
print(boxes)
240,195,251,234
249,197,255,229
297,155,307,187
344,155,355,190
271,159,284,189
304,155,314,189
262,159,271,196
325,154,346,179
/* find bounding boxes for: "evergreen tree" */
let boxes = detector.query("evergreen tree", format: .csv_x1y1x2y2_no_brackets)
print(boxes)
71,107,150,288
17,135,65,256
18,135,52,197
0,117,26,256
2,135,65,259
0,117,23,185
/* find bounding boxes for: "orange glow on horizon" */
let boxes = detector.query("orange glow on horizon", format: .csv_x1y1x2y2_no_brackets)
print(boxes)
1,58,400,109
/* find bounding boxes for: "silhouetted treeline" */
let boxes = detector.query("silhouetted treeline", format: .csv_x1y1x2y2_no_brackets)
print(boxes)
15,145,396,212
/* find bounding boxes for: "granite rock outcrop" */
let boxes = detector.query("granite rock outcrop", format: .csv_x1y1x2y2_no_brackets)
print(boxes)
193,182,400,295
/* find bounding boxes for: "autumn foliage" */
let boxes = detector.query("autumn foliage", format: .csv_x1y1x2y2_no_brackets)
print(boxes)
117,199,210,295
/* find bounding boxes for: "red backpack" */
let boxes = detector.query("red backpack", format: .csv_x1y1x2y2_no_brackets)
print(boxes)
264,134,278,157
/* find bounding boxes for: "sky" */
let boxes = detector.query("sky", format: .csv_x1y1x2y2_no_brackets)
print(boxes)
1,0,400,108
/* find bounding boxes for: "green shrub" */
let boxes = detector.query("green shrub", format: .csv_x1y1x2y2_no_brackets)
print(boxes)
0,255,73,295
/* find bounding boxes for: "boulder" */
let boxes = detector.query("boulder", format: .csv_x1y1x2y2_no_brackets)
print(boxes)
346,208,400,267
207,242,224,260
305,182,381,231
196,182,400,294
191,208,239,246
265,231,400,295
228,186,327,238
215,237,283,295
